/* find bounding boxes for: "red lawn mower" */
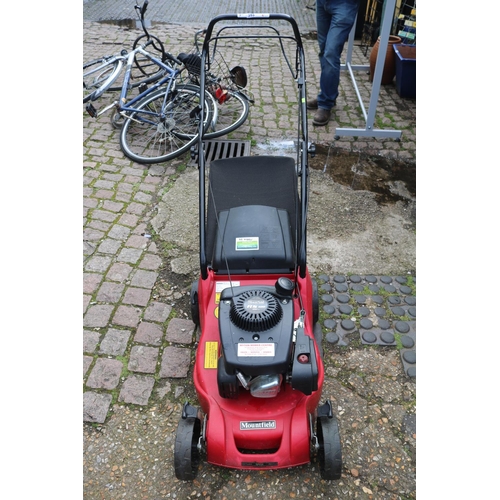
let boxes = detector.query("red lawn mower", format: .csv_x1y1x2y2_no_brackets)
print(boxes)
174,13,342,481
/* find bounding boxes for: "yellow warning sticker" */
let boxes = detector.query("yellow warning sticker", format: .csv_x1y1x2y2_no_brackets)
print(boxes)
204,341,219,369
215,281,240,304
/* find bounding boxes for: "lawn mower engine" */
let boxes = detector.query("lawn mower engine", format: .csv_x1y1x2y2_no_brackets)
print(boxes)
217,280,318,400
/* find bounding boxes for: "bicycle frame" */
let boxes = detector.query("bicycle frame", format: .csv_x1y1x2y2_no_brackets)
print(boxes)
84,56,125,102
87,45,182,123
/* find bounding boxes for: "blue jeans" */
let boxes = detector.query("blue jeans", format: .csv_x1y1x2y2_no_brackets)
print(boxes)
315,0,359,109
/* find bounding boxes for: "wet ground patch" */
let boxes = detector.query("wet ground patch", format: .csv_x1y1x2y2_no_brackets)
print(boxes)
309,145,416,205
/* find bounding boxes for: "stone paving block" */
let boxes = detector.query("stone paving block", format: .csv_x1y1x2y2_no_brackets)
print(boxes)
92,209,117,223
86,358,123,389
84,304,114,328
122,287,151,307
130,269,158,289
118,213,140,227
83,391,113,423
102,200,124,212
165,318,195,344
99,328,131,356
83,228,105,241
112,305,141,328
83,355,93,376
134,322,164,345
125,235,150,249
83,197,98,209
128,345,159,374
139,253,162,270
88,220,112,233
118,375,155,405
97,238,122,254
108,225,131,241
117,247,143,264
149,241,159,253
143,302,172,322
83,329,101,353
83,272,103,294
117,183,134,194
160,347,191,378
83,294,91,313
115,192,133,203
94,179,115,189
106,262,133,282
85,255,113,273
96,282,125,303
134,191,153,204
126,202,147,215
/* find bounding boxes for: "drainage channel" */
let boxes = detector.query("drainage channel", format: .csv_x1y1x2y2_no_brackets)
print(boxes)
188,140,251,166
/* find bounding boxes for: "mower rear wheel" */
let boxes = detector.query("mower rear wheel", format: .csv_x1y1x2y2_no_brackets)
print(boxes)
174,415,202,480
190,280,200,326
312,278,319,325
317,414,342,480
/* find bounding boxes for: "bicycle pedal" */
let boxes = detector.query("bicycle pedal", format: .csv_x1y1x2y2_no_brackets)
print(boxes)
86,103,98,118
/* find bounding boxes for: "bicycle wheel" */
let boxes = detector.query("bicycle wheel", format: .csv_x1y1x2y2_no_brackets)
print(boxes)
203,89,250,139
83,56,122,103
120,85,213,164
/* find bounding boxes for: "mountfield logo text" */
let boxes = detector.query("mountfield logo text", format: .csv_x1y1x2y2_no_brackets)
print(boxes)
240,420,277,430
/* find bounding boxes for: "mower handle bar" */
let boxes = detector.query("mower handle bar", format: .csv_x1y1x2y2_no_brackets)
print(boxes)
201,13,304,53
198,13,309,280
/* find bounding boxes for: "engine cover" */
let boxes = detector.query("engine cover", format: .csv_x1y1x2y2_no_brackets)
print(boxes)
218,285,294,376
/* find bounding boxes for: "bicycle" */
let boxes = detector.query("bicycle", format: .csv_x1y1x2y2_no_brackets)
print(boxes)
176,28,253,139
83,1,168,104
83,1,213,164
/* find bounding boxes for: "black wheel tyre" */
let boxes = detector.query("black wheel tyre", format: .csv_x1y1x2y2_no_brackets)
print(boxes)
174,416,202,480
190,280,200,326
312,278,319,325
317,415,342,480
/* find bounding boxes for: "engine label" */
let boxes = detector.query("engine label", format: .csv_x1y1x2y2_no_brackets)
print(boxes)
237,343,275,357
240,420,277,430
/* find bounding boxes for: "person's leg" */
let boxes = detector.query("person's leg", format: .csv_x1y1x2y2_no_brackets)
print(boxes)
316,0,359,110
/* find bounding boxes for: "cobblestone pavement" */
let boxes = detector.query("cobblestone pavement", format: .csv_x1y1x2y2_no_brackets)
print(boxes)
83,4,416,498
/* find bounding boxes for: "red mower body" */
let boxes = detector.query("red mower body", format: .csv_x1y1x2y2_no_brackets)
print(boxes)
193,270,323,470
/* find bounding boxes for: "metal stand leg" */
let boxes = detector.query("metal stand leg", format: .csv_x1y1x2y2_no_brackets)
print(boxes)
335,0,402,140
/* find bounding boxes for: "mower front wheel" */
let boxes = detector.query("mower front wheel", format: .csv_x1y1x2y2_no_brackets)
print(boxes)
174,413,202,480
317,414,342,480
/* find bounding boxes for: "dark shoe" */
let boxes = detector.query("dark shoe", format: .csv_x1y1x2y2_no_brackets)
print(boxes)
307,98,336,110
312,108,331,126
306,98,318,110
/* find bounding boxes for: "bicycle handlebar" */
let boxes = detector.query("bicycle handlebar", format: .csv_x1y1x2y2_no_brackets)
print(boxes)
135,0,148,19
164,52,182,66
